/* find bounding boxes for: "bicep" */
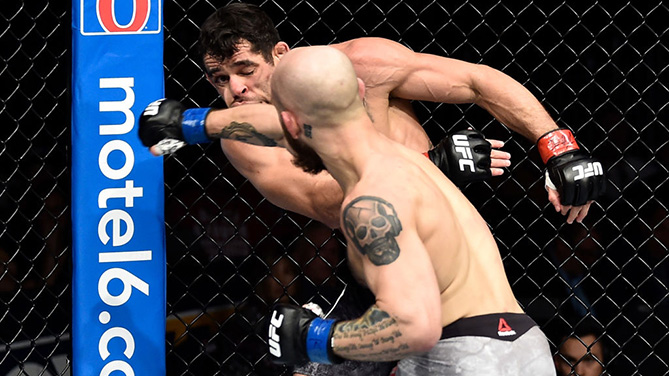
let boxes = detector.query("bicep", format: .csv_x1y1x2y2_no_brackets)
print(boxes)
220,140,342,228
366,230,439,307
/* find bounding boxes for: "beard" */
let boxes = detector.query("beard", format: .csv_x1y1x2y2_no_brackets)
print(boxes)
281,124,327,175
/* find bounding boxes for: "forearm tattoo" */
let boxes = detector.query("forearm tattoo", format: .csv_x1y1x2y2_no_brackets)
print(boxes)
342,196,402,265
332,305,410,360
212,121,278,146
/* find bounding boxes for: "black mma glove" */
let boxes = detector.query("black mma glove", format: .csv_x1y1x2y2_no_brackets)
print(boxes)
267,304,342,366
426,129,492,186
537,128,606,206
138,99,212,155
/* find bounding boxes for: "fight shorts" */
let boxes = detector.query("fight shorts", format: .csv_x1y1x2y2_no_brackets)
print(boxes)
292,281,396,376
395,313,556,376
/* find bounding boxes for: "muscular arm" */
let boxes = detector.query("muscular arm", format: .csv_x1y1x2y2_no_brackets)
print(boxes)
205,103,288,146
342,38,557,142
331,194,442,361
220,139,343,228
341,39,600,221
397,54,556,141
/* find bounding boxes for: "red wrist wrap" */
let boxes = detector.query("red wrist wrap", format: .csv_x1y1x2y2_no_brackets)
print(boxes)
537,129,579,164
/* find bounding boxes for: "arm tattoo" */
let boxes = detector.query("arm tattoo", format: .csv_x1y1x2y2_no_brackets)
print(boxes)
333,305,410,359
212,121,278,146
342,196,402,265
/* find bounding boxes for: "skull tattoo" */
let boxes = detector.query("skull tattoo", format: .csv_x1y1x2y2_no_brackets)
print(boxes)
343,196,402,266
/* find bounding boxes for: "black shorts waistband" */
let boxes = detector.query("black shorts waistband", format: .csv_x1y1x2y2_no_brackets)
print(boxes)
440,313,537,342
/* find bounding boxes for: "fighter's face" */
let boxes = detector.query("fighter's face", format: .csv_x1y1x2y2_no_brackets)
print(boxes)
279,117,326,175
204,42,274,108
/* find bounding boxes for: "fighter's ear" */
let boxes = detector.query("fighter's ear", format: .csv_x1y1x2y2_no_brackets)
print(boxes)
357,77,366,100
273,42,290,61
280,111,300,139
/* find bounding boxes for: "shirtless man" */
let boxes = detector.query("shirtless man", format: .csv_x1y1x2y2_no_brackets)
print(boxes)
265,45,556,375
138,3,604,375
139,3,605,230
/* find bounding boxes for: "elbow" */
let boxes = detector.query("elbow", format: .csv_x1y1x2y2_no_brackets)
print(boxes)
320,207,342,229
403,317,441,353
473,63,502,79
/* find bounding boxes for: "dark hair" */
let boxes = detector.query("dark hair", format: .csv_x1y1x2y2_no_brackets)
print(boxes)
558,319,612,364
198,3,280,64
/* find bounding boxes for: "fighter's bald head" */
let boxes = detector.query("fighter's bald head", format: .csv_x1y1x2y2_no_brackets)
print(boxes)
271,46,363,126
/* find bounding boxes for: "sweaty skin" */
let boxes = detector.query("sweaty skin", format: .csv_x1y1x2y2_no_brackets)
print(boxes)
272,46,524,362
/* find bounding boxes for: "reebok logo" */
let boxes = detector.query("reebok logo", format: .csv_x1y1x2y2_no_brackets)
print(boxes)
497,318,517,337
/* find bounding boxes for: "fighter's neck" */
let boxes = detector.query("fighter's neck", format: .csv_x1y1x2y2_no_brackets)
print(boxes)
317,119,386,194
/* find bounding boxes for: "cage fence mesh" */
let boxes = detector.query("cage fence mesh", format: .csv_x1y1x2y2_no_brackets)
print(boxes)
1,0,71,375
1,0,668,375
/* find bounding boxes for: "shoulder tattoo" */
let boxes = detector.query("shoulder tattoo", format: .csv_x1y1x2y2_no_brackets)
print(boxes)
214,121,278,147
342,196,402,266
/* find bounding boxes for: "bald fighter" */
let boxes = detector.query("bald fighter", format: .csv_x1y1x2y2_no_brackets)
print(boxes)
265,46,556,375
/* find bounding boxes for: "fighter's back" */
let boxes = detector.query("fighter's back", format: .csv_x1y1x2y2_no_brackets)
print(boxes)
341,136,522,328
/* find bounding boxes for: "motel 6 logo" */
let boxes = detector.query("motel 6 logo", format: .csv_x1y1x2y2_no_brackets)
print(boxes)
79,0,162,35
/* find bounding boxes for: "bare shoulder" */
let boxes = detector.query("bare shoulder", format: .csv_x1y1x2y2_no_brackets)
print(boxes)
332,37,410,52
340,183,419,265
330,38,416,86
332,38,413,65
342,177,417,222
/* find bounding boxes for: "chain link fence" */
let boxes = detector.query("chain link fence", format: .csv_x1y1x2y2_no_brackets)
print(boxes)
1,0,667,375
1,0,71,375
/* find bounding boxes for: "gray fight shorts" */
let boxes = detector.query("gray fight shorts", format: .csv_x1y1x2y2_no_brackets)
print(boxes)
292,282,396,376
396,313,556,376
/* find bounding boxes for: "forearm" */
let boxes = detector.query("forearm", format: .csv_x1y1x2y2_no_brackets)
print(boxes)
220,141,343,229
385,49,558,142
472,65,558,141
331,305,425,362
258,177,343,229
205,103,287,147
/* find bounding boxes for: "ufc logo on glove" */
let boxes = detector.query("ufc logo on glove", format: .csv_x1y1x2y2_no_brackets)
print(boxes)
452,134,476,172
537,128,606,206
572,162,604,181
268,310,284,357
